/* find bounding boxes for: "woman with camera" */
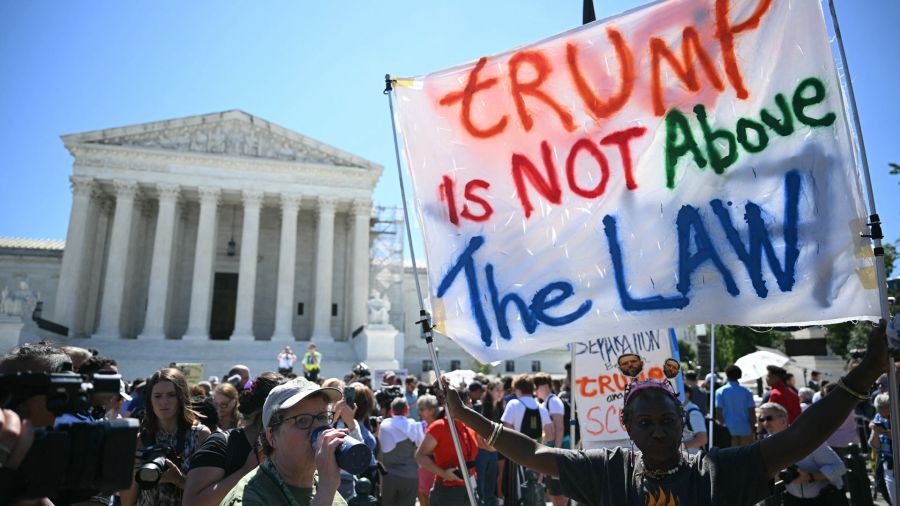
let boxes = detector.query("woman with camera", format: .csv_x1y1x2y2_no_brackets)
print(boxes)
182,372,285,506
120,367,211,506
758,402,847,505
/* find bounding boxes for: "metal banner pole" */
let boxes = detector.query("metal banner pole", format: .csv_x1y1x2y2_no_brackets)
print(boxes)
383,75,479,506
570,344,578,449
828,1,899,494
708,323,715,451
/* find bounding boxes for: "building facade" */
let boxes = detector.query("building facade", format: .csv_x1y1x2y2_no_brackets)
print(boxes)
1,111,574,378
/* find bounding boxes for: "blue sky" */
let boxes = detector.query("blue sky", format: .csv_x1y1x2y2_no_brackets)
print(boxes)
1,0,897,261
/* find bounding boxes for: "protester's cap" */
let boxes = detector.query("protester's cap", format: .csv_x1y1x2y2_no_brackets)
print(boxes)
208,375,219,384
263,377,342,427
468,381,484,392
705,372,719,384
118,379,133,402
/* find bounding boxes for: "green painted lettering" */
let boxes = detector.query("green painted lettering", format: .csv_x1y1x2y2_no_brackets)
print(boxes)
695,104,737,174
665,108,707,189
792,77,836,127
736,117,768,153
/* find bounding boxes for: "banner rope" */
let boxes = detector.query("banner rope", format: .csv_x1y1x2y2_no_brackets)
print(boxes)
383,74,479,506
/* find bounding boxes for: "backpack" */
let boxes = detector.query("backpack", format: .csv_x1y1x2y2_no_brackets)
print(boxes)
520,405,543,441
551,393,580,445
684,407,732,449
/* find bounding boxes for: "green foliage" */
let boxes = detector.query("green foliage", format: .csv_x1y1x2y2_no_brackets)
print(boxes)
712,325,789,367
885,241,896,278
889,162,900,184
678,339,697,367
826,320,875,359
471,359,493,375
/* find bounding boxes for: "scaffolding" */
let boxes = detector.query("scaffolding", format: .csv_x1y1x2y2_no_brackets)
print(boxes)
369,205,405,331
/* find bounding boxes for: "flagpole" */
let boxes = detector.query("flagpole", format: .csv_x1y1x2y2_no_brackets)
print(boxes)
827,0,899,493
570,344,578,449
708,323,715,451
383,75,479,506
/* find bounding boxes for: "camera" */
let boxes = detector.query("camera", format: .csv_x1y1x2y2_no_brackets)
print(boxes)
374,384,404,411
777,465,800,484
135,443,179,489
0,372,139,501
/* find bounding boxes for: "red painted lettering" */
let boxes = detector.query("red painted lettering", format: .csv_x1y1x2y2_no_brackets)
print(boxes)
605,405,620,434
511,141,562,219
567,27,635,121
577,376,598,398
509,50,577,133
439,175,460,226
460,179,493,222
439,57,508,138
586,405,605,435
598,373,615,395
650,27,725,116
565,138,610,199
715,0,773,100
600,126,647,190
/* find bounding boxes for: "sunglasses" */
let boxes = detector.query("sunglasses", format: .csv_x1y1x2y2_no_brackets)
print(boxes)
758,415,779,422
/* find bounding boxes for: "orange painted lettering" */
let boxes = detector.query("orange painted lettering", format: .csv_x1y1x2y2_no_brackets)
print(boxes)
567,27,635,121
650,26,725,116
439,57,508,139
509,50,577,132
715,0,773,99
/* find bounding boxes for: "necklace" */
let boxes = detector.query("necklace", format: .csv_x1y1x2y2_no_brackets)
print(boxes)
637,456,686,480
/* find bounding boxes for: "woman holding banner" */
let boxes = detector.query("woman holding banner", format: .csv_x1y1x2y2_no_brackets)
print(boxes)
442,323,888,505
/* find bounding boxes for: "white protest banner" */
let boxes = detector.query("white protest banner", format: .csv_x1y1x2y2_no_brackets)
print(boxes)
571,329,679,444
393,0,880,364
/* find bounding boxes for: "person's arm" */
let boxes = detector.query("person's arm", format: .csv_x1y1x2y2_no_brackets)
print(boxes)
684,411,708,449
747,407,756,436
869,425,882,450
759,322,887,477
550,413,564,448
414,433,460,482
442,378,560,476
716,407,724,424
311,427,347,506
183,462,255,506
685,431,708,449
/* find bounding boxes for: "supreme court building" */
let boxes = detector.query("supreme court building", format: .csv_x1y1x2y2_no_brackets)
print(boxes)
0,110,572,378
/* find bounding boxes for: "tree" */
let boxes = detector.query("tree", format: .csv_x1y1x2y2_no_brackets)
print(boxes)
890,162,899,184
711,325,789,369
678,339,697,368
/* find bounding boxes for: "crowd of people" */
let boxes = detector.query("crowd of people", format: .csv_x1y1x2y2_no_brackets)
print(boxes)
0,321,894,505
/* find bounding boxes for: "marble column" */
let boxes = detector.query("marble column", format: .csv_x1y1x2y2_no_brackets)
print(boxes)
231,190,264,340
272,194,302,340
83,195,112,336
54,176,95,334
349,199,371,335
184,187,221,340
138,184,180,339
95,180,139,339
311,196,337,341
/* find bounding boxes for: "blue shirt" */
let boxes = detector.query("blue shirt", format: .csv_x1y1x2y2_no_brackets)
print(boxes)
715,381,755,437
874,414,892,458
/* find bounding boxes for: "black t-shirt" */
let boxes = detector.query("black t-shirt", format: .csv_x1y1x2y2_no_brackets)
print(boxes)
189,428,254,476
554,443,772,506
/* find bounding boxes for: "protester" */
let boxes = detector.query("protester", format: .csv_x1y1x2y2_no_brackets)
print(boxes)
228,365,253,391
440,322,888,506
797,387,815,411
682,387,708,454
870,392,895,506
808,371,822,391
534,372,567,506
684,371,710,414
758,402,847,505
334,382,377,500
183,372,285,506
821,383,859,457
715,365,756,446
405,375,419,420
215,382,241,431
474,380,503,506
468,381,485,411
379,397,425,506
415,386,479,506
218,377,348,505
120,368,211,506
303,344,322,382
500,373,553,505
277,346,297,375
767,365,802,422
416,394,440,506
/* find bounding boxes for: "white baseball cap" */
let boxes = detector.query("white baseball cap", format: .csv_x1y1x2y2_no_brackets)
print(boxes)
262,377,342,427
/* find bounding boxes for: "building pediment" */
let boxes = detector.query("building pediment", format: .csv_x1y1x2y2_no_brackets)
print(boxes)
62,110,378,170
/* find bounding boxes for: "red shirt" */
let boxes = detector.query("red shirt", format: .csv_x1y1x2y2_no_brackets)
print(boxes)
426,418,478,486
770,381,801,422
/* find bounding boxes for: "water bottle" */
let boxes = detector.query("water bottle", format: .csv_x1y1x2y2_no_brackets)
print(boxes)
309,425,372,475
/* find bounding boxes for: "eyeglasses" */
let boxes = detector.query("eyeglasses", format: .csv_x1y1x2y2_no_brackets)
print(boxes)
275,411,335,430
758,415,778,422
